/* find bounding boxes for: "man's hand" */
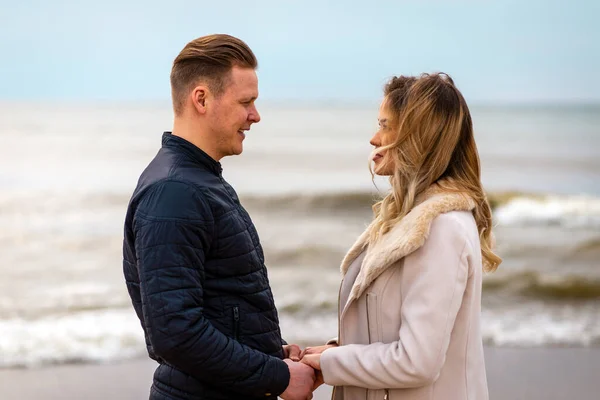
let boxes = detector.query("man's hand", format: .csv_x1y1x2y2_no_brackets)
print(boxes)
299,344,337,359
283,344,302,362
300,354,324,390
280,359,315,400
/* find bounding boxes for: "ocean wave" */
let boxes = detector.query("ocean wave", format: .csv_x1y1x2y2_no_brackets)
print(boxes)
293,306,600,348
2,301,600,369
3,189,599,227
244,191,600,229
0,309,146,369
0,191,130,213
266,245,346,267
2,189,598,260
483,271,600,299
482,304,600,347
241,190,526,213
240,191,379,213
494,194,600,228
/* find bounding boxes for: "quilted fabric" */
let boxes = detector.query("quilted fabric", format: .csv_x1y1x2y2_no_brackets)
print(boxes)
123,132,289,400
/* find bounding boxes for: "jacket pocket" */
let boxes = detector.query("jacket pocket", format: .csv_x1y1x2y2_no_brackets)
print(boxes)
366,293,381,343
232,306,240,340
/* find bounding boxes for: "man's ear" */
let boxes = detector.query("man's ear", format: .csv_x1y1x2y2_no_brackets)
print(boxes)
191,85,209,114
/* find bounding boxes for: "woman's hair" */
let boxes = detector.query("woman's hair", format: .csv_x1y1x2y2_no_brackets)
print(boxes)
369,72,501,272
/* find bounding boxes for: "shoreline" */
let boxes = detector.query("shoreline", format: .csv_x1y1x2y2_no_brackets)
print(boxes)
1,347,600,399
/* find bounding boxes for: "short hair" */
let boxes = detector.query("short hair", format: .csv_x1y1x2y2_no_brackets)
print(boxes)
170,34,258,115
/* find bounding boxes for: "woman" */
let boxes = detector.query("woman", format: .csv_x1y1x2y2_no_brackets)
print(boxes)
301,73,501,400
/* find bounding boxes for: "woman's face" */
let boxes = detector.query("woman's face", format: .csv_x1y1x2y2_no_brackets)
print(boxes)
370,100,396,176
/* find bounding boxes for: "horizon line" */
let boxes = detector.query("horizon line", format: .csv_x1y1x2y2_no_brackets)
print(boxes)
1,98,599,109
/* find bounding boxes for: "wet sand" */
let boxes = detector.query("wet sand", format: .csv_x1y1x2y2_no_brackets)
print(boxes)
1,347,599,400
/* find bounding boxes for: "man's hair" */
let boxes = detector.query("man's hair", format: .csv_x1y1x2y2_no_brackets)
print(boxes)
170,34,257,115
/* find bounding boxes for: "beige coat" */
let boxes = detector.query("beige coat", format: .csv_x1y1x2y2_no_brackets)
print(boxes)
321,187,489,400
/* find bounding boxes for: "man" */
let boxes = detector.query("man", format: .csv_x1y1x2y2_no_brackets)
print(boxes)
122,34,316,400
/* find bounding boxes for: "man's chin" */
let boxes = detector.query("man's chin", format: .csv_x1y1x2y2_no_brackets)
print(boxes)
232,146,243,156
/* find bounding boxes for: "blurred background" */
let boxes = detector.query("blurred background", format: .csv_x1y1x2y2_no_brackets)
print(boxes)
1,0,599,399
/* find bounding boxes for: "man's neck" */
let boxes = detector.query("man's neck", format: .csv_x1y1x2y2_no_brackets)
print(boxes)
172,118,221,161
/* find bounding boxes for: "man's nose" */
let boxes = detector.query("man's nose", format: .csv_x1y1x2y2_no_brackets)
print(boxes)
249,105,261,123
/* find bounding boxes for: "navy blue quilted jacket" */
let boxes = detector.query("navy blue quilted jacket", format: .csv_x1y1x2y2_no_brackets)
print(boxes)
122,132,290,400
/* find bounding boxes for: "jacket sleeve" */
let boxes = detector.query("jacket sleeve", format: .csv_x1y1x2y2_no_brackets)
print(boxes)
320,214,470,389
134,180,290,397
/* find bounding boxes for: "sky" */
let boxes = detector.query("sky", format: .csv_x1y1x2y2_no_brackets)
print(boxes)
0,0,598,104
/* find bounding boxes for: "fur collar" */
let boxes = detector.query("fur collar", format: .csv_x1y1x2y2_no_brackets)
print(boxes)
340,183,476,306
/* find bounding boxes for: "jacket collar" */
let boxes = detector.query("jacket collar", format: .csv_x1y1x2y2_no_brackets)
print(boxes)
162,132,223,176
340,182,476,307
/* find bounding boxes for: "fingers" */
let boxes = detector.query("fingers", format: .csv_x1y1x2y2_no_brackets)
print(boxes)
300,346,320,358
287,344,301,361
300,344,333,360
312,371,324,391
299,347,310,359
300,355,317,370
300,357,312,369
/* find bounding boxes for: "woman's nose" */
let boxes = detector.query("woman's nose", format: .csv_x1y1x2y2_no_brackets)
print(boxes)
370,132,381,147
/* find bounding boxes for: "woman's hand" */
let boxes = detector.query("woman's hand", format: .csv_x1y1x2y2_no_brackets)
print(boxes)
300,353,322,370
301,353,324,391
299,343,337,390
300,344,337,359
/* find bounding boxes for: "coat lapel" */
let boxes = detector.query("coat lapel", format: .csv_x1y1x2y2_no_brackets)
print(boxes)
339,186,476,313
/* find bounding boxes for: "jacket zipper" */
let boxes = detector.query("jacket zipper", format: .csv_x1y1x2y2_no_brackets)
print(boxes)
233,306,240,340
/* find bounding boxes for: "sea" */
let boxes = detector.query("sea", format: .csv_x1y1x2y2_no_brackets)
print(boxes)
1,101,599,368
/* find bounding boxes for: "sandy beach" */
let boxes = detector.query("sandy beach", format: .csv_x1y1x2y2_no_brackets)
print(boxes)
1,347,599,400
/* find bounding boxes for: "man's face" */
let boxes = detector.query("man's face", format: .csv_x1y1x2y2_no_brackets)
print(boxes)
206,66,260,160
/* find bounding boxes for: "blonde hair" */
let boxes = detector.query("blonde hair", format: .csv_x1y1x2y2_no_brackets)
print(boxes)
369,73,501,272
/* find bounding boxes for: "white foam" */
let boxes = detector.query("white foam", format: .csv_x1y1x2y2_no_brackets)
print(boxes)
482,303,600,347
2,305,599,369
0,309,145,368
495,195,600,228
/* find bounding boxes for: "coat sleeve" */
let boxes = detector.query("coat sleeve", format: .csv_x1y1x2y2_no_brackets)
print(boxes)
320,214,470,389
134,180,290,397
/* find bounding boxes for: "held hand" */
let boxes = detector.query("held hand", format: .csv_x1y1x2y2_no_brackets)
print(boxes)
280,359,316,400
300,344,337,359
283,343,303,362
300,354,324,391
300,353,321,371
